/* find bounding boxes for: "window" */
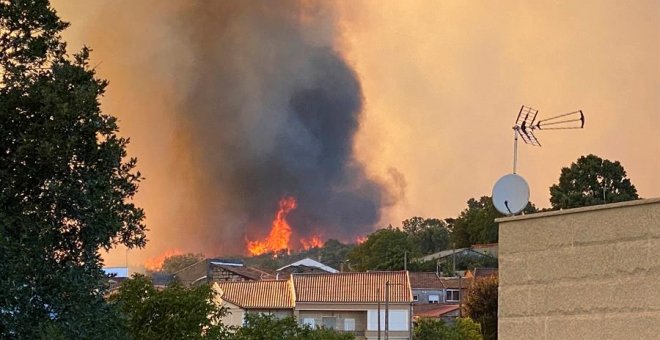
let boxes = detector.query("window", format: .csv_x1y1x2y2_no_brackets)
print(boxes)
428,294,440,304
322,317,337,330
367,310,409,331
446,289,460,302
344,318,355,331
413,295,419,301
302,318,315,328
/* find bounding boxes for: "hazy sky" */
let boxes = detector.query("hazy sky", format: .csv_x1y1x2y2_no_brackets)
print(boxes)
52,1,659,268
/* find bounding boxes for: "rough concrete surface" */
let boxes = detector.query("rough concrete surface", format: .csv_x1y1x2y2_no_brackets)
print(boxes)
497,198,660,340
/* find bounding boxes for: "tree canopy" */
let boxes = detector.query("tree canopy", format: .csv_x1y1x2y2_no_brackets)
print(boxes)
403,217,450,255
347,226,412,271
160,253,205,274
111,274,229,340
450,196,536,248
0,1,146,337
549,154,639,209
463,275,498,340
233,314,354,340
319,239,354,270
414,318,483,340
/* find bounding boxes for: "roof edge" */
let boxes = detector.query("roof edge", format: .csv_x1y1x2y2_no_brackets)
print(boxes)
496,197,660,223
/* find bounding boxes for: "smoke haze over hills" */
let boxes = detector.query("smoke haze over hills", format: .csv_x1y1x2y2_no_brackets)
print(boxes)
53,0,659,267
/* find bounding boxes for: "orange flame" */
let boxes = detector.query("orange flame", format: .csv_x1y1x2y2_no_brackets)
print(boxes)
300,235,323,249
356,236,367,244
144,248,183,271
247,196,297,256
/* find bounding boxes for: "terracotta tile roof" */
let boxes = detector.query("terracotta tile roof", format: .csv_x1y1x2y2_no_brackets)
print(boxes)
409,272,445,289
214,280,295,309
441,277,472,289
413,304,460,318
292,271,412,303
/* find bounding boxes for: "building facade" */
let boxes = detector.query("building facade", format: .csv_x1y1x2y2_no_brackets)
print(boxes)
498,198,660,340
292,271,413,340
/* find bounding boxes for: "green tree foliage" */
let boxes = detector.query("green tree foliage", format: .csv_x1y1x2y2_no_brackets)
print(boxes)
319,239,354,270
233,314,353,340
347,226,412,271
450,197,536,248
111,274,229,340
463,275,498,340
402,217,450,255
439,253,498,276
160,253,205,274
550,154,639,210
0,1,146,338
414,318,483,340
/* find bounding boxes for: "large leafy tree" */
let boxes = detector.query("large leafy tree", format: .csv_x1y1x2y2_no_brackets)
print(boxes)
111,275,229,340
463,275,498,340
347,226,412,271
319,239,353,271
159,253,205,274
450,197,536,248
0,1,146,337
549,154,638,209
402,217,450,255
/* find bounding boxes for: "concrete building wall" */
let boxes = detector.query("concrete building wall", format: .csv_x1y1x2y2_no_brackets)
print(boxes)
497,198,660,340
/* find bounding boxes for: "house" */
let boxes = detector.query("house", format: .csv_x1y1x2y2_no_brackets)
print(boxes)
213,280,295,327
409,272,445,304
292,271,413,340
275,258,338,279
470,243,498,258
175,258,274,286
409,272,470,323
151,272,175,288
102,266,129,295
439,277,472,305
417,248,493,264
413,304,460,324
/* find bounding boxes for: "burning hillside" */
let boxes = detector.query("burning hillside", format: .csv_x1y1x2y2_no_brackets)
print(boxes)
66,1,402,260
247,196,325,256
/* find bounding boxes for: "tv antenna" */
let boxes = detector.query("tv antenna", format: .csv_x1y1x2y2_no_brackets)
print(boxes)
512,105,584,173
493,105,585,215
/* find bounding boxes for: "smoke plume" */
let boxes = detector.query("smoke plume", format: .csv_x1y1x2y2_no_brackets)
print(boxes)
57,1,399,257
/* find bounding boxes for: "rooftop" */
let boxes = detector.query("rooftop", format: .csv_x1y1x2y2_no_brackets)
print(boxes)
409,272,445,290
469,267,498,278
441,277,472,289
211,262,274,281
495,197,660,223
413,304,460,318
214,280,295,309
292,271,412,303
277,258,338,273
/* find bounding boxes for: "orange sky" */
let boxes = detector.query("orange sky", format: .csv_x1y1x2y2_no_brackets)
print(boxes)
52,1,659,268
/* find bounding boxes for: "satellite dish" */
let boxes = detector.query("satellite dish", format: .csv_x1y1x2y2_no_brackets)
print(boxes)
492,174,530,215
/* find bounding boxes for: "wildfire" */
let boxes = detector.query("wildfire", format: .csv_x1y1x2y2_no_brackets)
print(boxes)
356,236,367,244
144,248,183,272
300,235,323,249
247,196,297,256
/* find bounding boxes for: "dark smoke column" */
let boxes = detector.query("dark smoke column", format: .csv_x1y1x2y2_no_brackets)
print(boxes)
176,2,394,254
